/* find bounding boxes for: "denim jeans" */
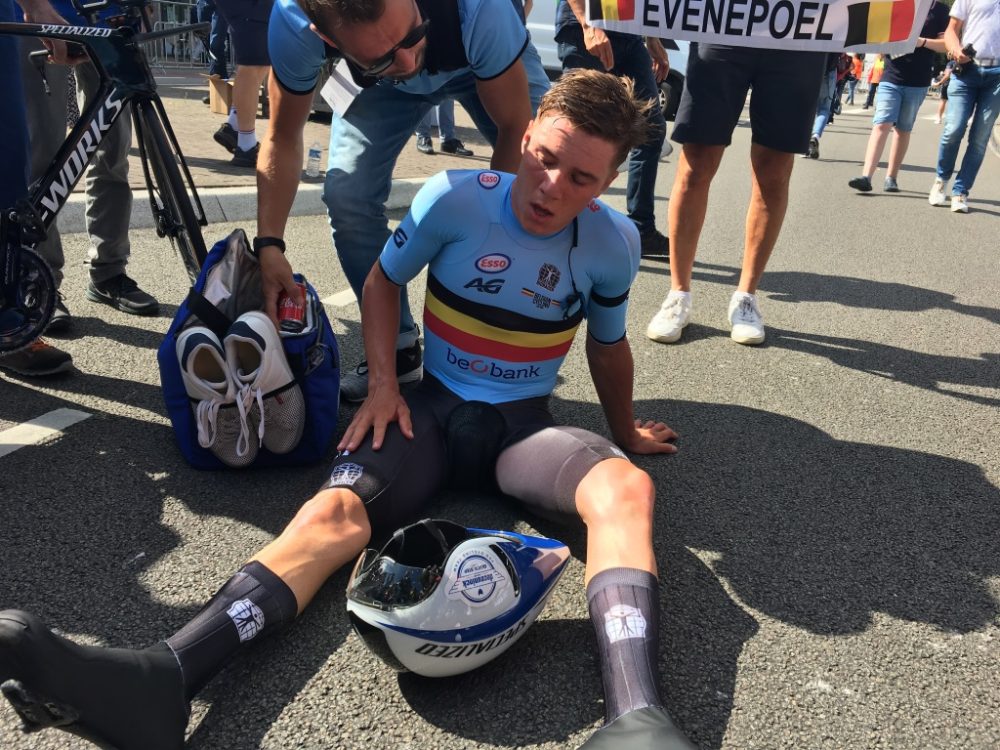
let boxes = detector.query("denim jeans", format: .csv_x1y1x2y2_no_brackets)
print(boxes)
936,64,1000,196
324,43,549,347
415,100,456,141
196,0,229,78
557,27,665,234
811,68,837,138
846,79,858,104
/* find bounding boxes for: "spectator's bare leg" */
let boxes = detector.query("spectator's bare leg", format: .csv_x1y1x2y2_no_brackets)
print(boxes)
886,127,911,180
738,143,793,294
861,122,893,178
233,64,269,142
667,143,724,292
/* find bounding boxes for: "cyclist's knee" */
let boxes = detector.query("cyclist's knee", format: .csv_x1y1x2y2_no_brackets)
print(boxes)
577,460,655,528
289,488,371,549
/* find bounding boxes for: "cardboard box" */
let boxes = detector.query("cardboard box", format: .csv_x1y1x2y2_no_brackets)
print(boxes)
206,76,233,116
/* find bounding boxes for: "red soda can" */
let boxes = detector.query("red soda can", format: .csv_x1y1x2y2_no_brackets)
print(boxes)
277,281,308,333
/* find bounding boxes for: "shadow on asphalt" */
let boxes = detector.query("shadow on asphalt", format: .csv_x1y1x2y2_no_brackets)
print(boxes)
2,329,998,749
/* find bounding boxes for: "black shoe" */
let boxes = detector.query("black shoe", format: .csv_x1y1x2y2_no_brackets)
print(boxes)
805,136,820,159
0,339,73,376
579,706,696,749
848,175,873,192
639,228,669,259
86,274,159,316
416,135,434,155
202,95,210,105
45,294,72,334
213,123,237,154
340,340,423,402
440,138,473,156
230,143,260,168
0,610,188,750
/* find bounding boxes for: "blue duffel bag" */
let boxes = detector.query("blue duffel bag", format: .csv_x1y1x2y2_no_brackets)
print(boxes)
158,229,340,469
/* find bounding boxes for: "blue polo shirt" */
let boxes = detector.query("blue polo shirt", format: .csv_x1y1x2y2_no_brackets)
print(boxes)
268,0,529,95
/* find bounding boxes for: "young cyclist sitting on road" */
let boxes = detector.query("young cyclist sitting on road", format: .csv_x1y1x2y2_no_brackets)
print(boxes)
0,70,694,750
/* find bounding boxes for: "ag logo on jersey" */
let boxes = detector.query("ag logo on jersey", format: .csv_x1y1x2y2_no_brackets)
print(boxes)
478,171,501,189
446,549,507,605
392,227,408,248
465,277,505,294
475,253,510,274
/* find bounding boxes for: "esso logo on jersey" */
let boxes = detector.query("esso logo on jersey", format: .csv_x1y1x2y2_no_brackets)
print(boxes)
475,254,511,274
478,171,501,189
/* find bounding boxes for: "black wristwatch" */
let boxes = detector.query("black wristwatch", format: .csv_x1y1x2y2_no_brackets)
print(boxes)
252,236,286,255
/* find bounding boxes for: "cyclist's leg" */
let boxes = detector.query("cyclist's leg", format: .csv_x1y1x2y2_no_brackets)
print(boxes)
496,418,692,747
16,37,69,287
74,61,133,284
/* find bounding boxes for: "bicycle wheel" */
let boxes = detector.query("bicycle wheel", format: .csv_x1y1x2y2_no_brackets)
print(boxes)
136,100,207,283
0,247,56,353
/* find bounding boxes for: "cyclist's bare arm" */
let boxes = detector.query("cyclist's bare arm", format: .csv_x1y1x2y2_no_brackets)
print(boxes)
257,75,314,325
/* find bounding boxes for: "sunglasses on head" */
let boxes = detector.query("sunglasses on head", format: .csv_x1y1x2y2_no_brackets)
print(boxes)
358,19,430,79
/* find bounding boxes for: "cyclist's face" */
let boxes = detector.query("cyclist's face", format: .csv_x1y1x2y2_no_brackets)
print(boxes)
314,0,427,81
511,114,619,237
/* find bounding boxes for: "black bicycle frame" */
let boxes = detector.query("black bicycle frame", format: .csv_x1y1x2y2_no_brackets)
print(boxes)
0,21,207,239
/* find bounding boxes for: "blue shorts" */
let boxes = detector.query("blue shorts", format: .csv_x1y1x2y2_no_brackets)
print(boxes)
872,82,928,131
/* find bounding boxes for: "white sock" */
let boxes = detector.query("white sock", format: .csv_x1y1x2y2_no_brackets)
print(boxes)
732,290,755,302
237,130,257,151
227,107,238,130
666,290,691,303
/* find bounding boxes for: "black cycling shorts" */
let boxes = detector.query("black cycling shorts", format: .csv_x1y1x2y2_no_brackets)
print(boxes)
214,0,273,66
321,374,627,539
673,43,826,154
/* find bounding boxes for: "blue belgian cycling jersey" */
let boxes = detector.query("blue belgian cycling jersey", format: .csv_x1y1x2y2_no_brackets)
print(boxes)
379,170,640,403
268,0,528,96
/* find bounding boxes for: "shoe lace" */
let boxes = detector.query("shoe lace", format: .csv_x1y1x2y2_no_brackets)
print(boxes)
735,296,761,323
194,397,224,448
235,383,265,455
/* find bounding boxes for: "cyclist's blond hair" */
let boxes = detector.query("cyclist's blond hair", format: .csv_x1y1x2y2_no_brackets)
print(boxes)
537,69,654,167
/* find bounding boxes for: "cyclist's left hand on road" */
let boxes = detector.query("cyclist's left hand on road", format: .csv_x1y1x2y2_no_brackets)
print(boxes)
259,245,300,329
621,419,678,455
338,385,414,453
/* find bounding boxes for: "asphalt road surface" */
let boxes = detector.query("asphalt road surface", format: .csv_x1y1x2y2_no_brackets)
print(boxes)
1,98,998,750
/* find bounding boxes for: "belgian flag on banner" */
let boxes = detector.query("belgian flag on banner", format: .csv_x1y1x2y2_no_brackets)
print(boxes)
588,0,636,22
845,0,916,45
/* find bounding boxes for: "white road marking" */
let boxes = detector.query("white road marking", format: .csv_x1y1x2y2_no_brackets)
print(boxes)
322,288,358,307
0,408,91,459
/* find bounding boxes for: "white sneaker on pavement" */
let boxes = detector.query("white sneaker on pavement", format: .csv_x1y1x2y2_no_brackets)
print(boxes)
728,291,765,345
646,290,691,343
950,194,969,213
225,311,306,456
928,178,948,206
176,326,235,453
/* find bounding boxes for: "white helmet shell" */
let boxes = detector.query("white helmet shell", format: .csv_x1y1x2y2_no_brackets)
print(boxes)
346,519,570,678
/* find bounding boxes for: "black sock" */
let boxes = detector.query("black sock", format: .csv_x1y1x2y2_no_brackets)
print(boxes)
587,567,663,725
165,560,298,700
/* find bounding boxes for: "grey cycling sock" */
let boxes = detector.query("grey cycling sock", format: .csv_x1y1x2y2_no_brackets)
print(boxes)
165,560,298,699
587,567,663,725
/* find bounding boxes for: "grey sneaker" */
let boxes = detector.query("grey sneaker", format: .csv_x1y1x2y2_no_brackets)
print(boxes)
848,175,873,192
86,274,159,316
340,341,423,403
0,339,73,376
884,176,900,192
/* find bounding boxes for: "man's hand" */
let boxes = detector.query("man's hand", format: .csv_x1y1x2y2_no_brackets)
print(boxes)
949,45,972,64
258,245,301,328
583,26,614,70
337,384,414,453
619,418,678,455
19,0,75,65
646,38,669,83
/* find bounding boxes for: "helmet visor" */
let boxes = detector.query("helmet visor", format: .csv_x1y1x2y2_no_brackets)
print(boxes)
348,549,443,611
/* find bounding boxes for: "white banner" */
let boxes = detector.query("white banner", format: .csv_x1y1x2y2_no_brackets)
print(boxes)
586,0,934,54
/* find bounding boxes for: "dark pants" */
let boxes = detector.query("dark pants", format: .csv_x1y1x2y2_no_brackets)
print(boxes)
557,27,665,235
196,0,229,78
864,82,879,108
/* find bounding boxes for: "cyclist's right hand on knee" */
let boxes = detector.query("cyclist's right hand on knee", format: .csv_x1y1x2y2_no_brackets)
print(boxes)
259,246,299,328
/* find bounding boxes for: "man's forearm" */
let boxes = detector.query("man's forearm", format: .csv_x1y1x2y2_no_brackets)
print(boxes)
361,267,403,389
566,0,588,26
490,129,525,173
586,336,637,445
256,137,302,239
